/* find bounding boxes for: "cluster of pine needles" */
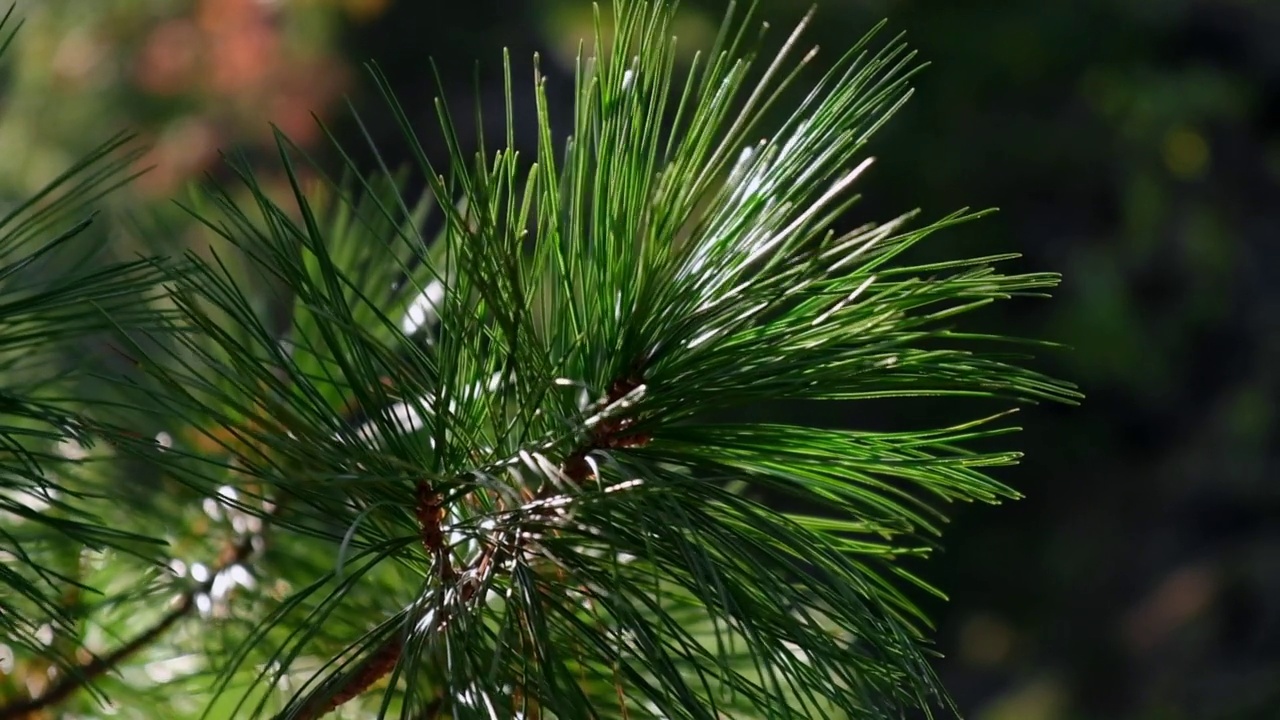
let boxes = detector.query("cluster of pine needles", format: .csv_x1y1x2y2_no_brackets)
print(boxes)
0,2,1076,718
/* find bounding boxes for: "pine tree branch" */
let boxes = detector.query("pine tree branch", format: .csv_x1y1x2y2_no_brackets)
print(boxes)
303,368,653,717
0,503,274,719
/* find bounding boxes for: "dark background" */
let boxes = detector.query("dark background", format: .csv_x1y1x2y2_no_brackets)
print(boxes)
3,0,1277,717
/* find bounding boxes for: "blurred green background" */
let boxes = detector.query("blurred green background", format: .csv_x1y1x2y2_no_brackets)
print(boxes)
2,0,1277,718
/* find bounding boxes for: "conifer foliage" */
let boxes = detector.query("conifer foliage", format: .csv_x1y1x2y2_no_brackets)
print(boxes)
0,2,1077,718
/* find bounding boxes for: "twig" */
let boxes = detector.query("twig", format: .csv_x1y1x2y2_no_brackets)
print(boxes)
294,639,404,720
0,525,266,720
285,472,450,719
308,369,653,717
0,598,192,720
2,370,388,718
289,478,448,720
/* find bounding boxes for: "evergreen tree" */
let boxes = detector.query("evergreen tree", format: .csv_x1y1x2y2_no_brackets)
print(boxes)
0,2,1077,718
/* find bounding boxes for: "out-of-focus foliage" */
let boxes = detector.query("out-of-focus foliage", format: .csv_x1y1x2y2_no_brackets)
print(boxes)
0,0,374,227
